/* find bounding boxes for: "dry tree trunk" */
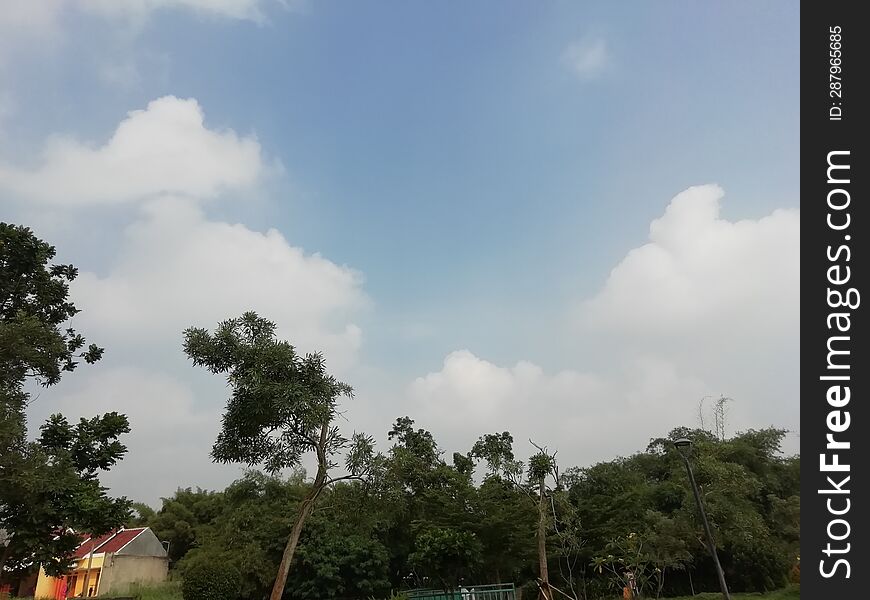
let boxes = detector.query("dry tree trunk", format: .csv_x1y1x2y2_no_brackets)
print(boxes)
537,475,551,600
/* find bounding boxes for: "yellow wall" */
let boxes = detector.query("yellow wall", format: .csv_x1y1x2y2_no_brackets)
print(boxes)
34,567,61,599
68,568,102,597
35,555,106,599
33,548,168,598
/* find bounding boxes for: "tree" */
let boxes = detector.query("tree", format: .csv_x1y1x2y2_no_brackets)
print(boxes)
472,434,563,600
183,313,380,600
409,527,483,590
0,223,129,584
179,472,310,600
143,487,227,564
528,448,558,600
473,477,536,585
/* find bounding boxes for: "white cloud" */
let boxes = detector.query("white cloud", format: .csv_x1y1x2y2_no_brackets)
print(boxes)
80,0,273,24
28,367,244,504
580,184,800,336
562,37,608,79
0,96,264,205
0,1,62,38
406,350,708,464
0,1,64,64
2,0,279,32
72,198,366,373
13,93,368,502
401,185,800,468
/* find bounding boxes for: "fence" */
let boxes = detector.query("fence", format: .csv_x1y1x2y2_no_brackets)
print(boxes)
406,583,516,600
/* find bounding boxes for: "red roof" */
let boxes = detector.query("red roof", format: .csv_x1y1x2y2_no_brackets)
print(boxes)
73,528,147,557
97,528,146,553
73,532,115,558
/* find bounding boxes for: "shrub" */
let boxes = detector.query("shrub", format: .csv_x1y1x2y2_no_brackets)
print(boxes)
516,581,539,600
182,561,241,600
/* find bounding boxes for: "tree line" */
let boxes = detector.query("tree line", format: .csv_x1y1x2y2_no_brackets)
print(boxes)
131,421,799,600
0,223,799,600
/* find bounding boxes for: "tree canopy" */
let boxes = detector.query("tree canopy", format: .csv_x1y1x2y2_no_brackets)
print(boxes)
0,223,131,580
183,313,380,600
137,419,799,600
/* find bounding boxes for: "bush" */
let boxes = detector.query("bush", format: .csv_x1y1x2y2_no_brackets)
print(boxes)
182,561,241,600
516,581,539,600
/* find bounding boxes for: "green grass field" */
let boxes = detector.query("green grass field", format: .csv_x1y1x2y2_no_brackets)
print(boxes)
658,585,799,600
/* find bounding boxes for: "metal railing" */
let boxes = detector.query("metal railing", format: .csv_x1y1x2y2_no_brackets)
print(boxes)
406,583,516,600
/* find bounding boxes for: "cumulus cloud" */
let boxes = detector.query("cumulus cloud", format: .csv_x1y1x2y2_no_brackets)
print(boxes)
562,37,609,79
71,198,366,372
13,93,368,502
0,96,264,205
401,185,800,467
406,350,707,464
580,184,800,336
27,367,243,504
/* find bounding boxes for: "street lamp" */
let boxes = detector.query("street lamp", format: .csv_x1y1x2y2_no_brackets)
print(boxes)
674,438,731,600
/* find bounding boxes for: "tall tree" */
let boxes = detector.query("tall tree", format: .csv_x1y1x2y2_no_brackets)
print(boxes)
183,313,380,600
472,434,563,600
0,223,130,583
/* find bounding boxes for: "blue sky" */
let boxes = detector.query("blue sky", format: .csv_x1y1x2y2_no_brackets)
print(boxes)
1,1,799,504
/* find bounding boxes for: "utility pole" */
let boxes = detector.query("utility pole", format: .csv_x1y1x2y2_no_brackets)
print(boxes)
674,439,731,600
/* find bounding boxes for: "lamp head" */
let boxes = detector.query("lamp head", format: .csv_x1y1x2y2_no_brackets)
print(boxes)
674,438,693,457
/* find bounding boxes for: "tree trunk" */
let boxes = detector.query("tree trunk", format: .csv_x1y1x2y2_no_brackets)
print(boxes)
537,476,550,600
268,423,329,600
0,542,11,587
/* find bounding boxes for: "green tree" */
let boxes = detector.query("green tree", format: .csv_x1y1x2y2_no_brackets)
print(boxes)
409,527,483,590
289,521,391,599
178,472,309,600
473,477,536,585
375,417,485,589
0,223,129,583
142,487,227,564
472,434,564,600
183,313,381,600
570,426,800,596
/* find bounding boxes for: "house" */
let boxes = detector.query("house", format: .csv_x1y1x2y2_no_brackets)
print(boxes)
33,528,168,599
1,529,39,598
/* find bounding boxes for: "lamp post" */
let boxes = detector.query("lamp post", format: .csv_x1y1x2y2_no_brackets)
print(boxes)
674,438,731,600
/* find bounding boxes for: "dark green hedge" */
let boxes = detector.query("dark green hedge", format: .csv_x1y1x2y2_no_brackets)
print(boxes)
182,561,241,600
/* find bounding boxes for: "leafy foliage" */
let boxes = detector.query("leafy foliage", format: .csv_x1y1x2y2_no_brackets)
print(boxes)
144,422,798,600
183,313,383,600
0,223,129,581
409,527,483,589
183,313,352,473
182,560,241,600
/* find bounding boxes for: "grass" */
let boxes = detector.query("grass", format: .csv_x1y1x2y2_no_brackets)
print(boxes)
110,580,183,600
661,584,799,600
